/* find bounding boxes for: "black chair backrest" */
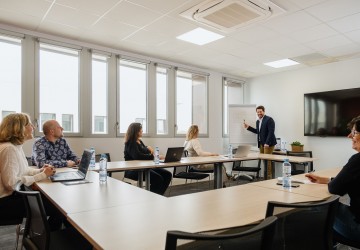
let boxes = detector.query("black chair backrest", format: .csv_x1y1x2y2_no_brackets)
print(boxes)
286,151,313,172
266,195,339,250
165,216,278,250
95,153,111,163
0,182,24,226
16,189,51,250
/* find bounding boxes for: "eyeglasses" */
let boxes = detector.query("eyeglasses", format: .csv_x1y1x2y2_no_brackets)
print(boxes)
351,130,360,137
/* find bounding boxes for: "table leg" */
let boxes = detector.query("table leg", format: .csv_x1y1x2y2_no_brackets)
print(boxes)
137,171,143,188
144,170,150,190
214,163,222,189
263,159,268,180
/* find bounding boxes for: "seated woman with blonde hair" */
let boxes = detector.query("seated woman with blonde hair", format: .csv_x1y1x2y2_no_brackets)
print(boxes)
0,113,64,230
184,125,229,187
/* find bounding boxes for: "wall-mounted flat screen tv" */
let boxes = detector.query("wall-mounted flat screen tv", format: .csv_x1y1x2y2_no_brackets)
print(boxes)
304,87,360,137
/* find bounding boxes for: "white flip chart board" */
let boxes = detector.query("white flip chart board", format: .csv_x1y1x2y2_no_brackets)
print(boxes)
229,104,257,145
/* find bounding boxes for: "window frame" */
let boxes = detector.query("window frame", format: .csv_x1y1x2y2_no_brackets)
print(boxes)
174,68,209,138
222,77,245,137
34,41,82,137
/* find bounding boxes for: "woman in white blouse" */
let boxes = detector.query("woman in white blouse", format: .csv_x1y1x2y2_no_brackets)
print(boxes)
184,125,228,186
0,113,62,229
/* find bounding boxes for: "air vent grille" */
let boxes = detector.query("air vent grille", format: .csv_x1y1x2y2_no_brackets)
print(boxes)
180,0,285,32
201,3,261,28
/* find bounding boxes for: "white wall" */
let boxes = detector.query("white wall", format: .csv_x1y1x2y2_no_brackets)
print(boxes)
247,58,360,170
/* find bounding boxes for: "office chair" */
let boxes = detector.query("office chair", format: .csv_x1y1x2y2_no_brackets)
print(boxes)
231,159,261,181
286,151,313,175
26,156,35,166
168,150,211,195
15,189,92,250
186,150,215,176
95,153,112,176
266,195,340,250
165,216,278,250
0,182,24,250
333,228,360,249
95,153,111,163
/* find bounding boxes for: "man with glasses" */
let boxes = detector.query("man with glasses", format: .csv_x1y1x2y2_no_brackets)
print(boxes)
32,120,79,168
306,116,360,245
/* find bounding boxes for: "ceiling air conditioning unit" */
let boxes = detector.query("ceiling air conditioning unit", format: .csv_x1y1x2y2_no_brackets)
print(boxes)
180,0,285,32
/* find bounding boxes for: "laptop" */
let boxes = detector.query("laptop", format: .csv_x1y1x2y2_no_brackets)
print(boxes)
159,147,184,163
233,145,252,157
50,149,92,182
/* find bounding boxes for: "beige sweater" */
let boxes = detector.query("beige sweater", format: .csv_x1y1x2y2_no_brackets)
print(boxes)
0,142,46,198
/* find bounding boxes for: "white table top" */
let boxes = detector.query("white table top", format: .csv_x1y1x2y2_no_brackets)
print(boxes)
67,183,327,250
91,153,314,172
36,171,165,215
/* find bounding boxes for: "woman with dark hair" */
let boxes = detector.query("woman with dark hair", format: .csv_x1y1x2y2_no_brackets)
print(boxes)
0,113,64,229
124,123,172,195
306,116,360,244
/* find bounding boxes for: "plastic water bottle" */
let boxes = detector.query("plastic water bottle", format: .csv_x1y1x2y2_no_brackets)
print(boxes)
154,147,160,165
282,158,292,188
228,144,233,158
89,147,95,169
99,153,107,183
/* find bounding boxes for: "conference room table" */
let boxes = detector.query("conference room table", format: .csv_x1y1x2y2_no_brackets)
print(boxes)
36,171,165,215
92,152,315,190
35,167,339,250
66,178,330,250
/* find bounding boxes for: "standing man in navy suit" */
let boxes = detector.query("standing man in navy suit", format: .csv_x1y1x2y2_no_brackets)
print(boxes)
243,105,277,179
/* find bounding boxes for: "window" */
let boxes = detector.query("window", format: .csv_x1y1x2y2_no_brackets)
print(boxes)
62,114,73,132
119,59,148,133
39,43,80,133
0,35,22,123
1,110,15,119
176,70,208,135
94,116,106,133
223,78,244,135
156,66,168,135
92,54,108,134
39,113,56,131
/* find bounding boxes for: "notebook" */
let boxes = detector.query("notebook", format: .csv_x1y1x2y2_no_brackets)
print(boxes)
159,147,184,163
50,149,91,182
233,145,252,157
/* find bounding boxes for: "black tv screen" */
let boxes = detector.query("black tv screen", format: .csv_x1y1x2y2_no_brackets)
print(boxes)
304,87,360,137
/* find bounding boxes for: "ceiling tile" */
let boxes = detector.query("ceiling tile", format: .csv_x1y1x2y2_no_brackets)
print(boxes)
305,34,353,51
0,0,51,18
288,24,338,43
144,16,197,37
328,13,360,33
287,0,328,9
345,29,360,43
261,10,321,34
0,9,42,30
123,29,169,47
229,25,280,44
306,0,360,22
321,43,360,57
105,1,159,28
55,0,119,16
46,3,99,29
126,0,189,14
90,17,138,41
